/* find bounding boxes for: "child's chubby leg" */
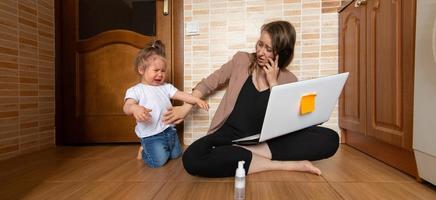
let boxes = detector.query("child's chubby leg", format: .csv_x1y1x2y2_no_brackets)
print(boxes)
137,146,143,160
140,133,171,168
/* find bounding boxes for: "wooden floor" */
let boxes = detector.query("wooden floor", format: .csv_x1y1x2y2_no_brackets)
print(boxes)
1,144,435,200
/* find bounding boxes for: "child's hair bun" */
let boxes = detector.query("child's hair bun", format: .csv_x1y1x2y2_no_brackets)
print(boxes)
151,40,165,57
134,40,166,72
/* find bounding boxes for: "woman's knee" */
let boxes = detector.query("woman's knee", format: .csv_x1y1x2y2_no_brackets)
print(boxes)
319,127,340,158
182,148,201,175
182,144,215,176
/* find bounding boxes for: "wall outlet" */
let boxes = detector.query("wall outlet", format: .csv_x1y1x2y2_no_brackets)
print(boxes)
186,21,200,36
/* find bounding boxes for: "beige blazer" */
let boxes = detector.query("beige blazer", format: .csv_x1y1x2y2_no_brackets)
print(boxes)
194,51,298,134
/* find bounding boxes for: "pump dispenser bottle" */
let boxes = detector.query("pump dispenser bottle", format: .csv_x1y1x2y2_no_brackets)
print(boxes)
234,160,246,200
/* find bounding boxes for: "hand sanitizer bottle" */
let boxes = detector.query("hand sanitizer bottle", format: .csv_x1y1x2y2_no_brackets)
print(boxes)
234,160,245,200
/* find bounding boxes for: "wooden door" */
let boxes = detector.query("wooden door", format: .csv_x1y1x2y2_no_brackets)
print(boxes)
57,0,184,144
338,1,367,140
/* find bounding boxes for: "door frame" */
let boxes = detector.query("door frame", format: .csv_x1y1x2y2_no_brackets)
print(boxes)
54,0,185,144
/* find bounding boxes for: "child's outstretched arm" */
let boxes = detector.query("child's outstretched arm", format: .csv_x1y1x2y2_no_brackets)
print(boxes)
172,91,209,111
123,99,152,122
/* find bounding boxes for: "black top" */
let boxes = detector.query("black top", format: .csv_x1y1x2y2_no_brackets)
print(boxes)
225,76,270,138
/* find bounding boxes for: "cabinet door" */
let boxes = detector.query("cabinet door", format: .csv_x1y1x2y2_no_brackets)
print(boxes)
339,0,417,177
339,2,367,136
366,0,414,149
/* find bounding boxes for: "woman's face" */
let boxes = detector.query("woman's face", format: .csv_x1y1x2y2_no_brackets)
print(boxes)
256,31,275,67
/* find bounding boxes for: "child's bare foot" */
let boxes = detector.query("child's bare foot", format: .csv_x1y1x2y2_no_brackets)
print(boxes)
297,160,321,175
137,146,143,160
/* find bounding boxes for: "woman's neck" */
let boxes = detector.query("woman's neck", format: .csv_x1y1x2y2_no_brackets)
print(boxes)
252,66,270,91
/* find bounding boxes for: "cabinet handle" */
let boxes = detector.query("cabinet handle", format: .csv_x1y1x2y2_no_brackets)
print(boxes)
354,0,367,8
163,0,169,15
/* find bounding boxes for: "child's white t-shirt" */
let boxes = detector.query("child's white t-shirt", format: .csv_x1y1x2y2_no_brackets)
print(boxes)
124,83,178,138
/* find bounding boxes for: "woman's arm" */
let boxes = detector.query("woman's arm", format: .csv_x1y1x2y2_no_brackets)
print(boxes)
193,52,241,96
162,52,244,124
162,89,204,124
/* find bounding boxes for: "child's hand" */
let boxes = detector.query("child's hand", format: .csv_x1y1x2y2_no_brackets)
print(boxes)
196,99,209,111
133,105,152,123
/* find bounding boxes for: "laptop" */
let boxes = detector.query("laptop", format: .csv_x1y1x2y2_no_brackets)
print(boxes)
232,72,349,145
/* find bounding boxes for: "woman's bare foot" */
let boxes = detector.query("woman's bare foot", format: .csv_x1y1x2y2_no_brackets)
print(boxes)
248,154,322,175
295,160,321,175
137,146,143,160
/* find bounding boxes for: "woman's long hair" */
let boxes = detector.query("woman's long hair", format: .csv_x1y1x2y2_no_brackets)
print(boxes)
249,21,296,74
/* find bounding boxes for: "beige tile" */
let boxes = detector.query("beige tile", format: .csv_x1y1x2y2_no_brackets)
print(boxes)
183,0,341,143
0,0,54,160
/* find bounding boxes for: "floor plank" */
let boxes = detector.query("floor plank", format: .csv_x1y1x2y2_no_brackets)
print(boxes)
316,145,414,183
67,182,165,200
247,182,342,200
154,181,234,200
331,182,436,200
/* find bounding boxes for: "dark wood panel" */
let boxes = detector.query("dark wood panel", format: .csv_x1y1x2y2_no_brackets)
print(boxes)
172,0,185,144
400,0,416,149
58,0,80,143
156,0,172,82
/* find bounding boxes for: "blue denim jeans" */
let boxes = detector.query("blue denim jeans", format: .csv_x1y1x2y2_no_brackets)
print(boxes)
140,127,182,168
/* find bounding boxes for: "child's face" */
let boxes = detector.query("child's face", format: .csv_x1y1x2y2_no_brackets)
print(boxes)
140,57,166,86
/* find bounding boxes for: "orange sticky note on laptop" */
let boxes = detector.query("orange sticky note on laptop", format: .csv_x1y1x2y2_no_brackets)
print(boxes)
300,92,316,115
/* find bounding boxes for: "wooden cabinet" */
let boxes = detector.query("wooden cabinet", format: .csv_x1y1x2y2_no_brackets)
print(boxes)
339,0,417,177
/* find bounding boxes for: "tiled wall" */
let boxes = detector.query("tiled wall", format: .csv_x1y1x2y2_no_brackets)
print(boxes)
0,0,55,160
183,0,341,144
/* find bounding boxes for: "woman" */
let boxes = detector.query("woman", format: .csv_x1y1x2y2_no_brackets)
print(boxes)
163,21,339,177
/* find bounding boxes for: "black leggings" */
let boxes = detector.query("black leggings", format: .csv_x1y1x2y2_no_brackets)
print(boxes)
182,126,339,178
